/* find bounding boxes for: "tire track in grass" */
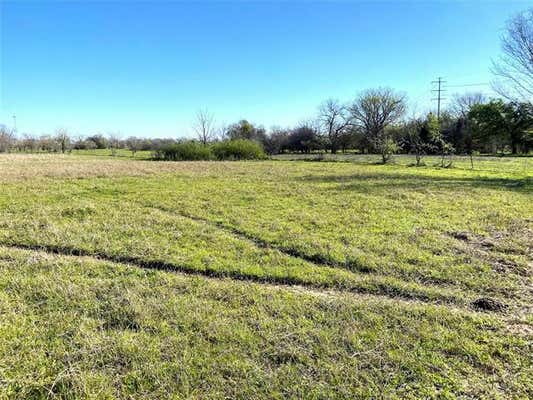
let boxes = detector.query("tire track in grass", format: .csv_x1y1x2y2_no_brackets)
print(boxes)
143,203,367,273
139,203,519,314
143,203,489,289
0,243,495,319
0,241,472,309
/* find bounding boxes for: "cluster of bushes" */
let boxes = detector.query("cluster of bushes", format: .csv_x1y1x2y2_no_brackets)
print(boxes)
153,139,265,161
212,139,265,160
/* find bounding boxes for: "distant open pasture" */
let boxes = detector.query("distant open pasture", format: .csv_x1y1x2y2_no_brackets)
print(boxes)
0,153,531,398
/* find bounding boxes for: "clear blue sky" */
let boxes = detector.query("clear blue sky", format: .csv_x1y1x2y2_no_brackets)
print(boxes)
0,0,528,138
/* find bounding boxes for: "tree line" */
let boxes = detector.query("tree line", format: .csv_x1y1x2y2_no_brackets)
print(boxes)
1,89,531,162
216,91,531,164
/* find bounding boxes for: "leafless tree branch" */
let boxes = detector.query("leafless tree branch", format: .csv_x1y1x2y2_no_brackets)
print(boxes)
491,8,533,101
193,109,216,145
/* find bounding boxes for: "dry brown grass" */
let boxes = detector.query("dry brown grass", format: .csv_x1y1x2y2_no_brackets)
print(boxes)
0,153,243,182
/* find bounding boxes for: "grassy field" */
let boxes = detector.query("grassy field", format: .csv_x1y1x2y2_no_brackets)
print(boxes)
71,149,153,159
0,153,531,398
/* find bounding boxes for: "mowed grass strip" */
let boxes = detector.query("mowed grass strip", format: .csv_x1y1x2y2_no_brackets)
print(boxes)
0,246,531,399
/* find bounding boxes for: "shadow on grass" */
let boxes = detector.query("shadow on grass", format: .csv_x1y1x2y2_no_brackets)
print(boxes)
74,152,135,159
297,172,531,193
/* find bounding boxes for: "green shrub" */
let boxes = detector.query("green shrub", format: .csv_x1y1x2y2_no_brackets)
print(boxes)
211,139,266,160
152,139,265,161
153,141,213,161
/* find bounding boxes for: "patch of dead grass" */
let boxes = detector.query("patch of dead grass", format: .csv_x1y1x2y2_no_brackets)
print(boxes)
0,154,247,182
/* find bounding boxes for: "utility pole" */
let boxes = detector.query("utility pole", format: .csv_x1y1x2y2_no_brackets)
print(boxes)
431,77,446,121
12,115,17,133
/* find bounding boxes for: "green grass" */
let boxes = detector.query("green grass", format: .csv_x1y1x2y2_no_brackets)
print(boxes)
0,153,531,398
72,148,153,159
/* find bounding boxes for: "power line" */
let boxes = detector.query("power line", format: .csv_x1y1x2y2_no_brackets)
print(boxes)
446,82,490,88
431,77,447,121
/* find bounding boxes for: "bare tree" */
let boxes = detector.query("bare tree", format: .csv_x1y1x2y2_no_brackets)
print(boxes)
108,133,121,156
38,135,59,152
126,136,143,157
318,99,352,154
492,8,533,101
349,88,407,163
193,109,216,145
0,126,15,153
55,128,71,153
216,123,229,141
21,133,38,152
264,126,289,155
450,92,487,118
